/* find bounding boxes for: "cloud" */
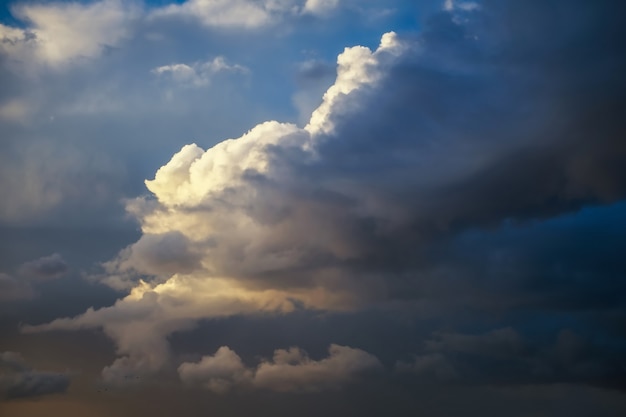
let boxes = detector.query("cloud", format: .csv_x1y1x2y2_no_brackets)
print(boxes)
150,0,342,29
253,344,383,392
0,0,137,67
152,57,248,87
150,0,300,29
424,327,525,358
0,99,30,122
443,0,480,12
24,0,626,389
178,344,382,393
0,272,35,302
178,346,252,393
303,0,340,16
22,273,305,383
395,353,458,382
396,327,626,389
17,253,68,280
0,254,68,301
0,352,70,400
0,140,124,225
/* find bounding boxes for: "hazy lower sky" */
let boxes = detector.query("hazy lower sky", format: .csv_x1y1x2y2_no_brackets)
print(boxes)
1,1,626,416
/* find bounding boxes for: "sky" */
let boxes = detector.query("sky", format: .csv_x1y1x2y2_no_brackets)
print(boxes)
1,0,626,416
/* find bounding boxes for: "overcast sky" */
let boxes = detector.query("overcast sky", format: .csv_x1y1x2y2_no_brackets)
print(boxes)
1,1,626,416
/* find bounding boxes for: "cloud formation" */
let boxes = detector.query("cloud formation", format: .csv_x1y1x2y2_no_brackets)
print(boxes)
178,344,382,393
17,253,68,280
0,273,34,302
23,0,626,391
396,327,626,389
0,0,137,67
150,0,339,29
0,352,70,400
152,57,248,87
23,32,406,382
0,254,68,301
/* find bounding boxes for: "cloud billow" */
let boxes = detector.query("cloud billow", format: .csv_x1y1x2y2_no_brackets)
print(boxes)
178,344,382,393
24,0,626,390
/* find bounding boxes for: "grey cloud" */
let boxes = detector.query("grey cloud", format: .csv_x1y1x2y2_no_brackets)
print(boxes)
178,346,252,393
0,272,34,302
21,0,626,392
424,328,525,358
179,344,383,393
17,253,68,280
0,254,68,301
397,327,626,389
110,231,204,278
395,353,458,382
0,351,70,400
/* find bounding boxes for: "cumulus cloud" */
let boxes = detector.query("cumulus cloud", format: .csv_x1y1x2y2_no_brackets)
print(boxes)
23,273,306,383
152,57,249,87
179,344,382,393
0,0,137,67
24,0,626,388
178,346,252,393
253,344,382,392
0,352,70,399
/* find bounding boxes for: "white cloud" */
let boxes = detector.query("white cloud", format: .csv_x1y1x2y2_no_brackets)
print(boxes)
23,32,406,383
150,0,342,28
443,0,480,12
306,31,405,136
152,57,249,87
303,0,340,16
150,0,300,29
178,344,382,393
0,0,137,67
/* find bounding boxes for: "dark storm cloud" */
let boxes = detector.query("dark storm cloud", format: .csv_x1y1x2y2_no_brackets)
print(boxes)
0,352,70,400
191,0,626,298
397,326,626,390
307,0,626,251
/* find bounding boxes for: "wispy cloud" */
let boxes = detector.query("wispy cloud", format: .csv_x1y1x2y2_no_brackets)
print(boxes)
152,57,249,87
